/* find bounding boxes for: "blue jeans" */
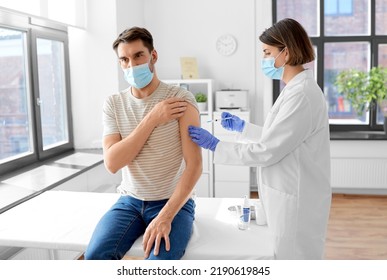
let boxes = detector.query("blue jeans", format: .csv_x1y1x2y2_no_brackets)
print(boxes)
84,195,195,260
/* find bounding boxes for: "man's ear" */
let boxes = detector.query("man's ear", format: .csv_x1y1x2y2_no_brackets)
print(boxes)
151,49,158,63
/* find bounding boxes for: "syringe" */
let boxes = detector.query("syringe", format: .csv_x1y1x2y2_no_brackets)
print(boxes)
206,117,232,123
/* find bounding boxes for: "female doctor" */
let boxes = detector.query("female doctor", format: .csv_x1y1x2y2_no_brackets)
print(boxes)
188,18,332,260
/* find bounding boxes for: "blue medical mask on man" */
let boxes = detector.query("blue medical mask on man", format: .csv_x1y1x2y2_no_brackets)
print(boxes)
123,60,154,89
261,48,286,80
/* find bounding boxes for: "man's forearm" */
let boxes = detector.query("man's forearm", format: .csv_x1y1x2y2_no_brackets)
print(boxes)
104,97,188,174
157,163,202,221
104,113,157,173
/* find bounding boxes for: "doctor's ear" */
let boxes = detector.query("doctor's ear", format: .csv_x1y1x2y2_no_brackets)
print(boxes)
283,48,290,63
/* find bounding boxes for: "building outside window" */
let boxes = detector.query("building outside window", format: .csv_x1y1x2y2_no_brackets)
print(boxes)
0,28,32,163
0,11,73,176
325,0,354,16
274,0,387,132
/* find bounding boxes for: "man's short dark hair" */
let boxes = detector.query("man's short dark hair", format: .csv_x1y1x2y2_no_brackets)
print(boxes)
112,27,154,53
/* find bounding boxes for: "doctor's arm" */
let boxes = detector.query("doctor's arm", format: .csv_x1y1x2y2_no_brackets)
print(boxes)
215,94,312,167
142,104,202,258
103,97,187,174
221,111,263,142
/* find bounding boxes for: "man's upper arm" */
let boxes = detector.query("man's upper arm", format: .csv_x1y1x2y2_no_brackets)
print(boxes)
179,104,202,165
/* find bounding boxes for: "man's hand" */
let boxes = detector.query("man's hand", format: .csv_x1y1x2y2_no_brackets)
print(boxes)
142,215,172,258
149,97,187,125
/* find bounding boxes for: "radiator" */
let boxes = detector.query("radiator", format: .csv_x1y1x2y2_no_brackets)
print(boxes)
331,158,387,193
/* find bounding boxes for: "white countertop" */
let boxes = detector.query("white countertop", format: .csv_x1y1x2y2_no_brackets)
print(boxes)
0,191,275,260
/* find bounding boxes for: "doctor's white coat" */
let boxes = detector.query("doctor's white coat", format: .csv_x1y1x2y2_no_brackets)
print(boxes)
214,70,332,259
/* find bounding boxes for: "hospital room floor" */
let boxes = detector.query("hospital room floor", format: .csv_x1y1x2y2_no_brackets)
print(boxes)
252,192,387,260
324,194,387,260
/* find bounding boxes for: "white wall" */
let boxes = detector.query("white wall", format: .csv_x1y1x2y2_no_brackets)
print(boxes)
255,1,274,122
144,0,272,125
68,0,146,149
69,0,273,149
68,0,118,149
115,0,145,90
145,0,256,88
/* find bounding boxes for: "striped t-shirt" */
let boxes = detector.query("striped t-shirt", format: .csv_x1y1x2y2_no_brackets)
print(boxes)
102,82,198,201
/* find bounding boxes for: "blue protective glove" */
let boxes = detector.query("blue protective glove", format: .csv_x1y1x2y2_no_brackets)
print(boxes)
188,126,220,152
221,112,245,132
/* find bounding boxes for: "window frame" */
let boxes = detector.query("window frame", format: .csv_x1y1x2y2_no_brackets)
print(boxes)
0,11,74,176
272,0,386,135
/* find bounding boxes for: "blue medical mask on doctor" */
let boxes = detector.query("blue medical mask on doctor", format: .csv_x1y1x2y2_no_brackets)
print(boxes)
260,48,286,80
123,61,154,89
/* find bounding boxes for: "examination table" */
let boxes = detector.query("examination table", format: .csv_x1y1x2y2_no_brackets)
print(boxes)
0,191,274,259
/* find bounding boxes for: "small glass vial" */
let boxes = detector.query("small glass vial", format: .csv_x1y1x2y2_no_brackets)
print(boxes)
238,195,251,230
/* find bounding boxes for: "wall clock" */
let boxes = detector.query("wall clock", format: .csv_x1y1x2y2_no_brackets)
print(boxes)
216,34,237,56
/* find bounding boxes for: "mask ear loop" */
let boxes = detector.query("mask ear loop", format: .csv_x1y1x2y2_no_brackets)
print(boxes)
274,48,287,68
274,48,285,60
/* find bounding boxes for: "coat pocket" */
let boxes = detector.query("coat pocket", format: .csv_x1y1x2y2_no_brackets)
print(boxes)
261,183,298,238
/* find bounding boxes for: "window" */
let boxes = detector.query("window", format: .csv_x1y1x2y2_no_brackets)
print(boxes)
0,0,86,28
325,0,353,16
36,38,69,150
0,11,73,176
274,0,387,133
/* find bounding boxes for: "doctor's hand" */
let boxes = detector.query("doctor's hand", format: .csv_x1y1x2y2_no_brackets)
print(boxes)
148,97,187,125
221,112,245,132
188,126,219,152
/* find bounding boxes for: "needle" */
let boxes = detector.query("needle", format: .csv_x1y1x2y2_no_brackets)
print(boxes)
206,117,233,123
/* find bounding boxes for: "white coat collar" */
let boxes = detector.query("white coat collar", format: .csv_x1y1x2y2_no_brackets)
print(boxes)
285,69,314,88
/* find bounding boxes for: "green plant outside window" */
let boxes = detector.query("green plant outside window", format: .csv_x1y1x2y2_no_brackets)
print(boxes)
335,66,387,117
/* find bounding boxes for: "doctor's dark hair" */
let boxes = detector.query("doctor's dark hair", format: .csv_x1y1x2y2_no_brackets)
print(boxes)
112,27,154,53
259,18,315,66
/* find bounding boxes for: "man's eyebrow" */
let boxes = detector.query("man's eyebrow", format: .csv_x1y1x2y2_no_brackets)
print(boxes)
134,50,145,56
118,50,144,60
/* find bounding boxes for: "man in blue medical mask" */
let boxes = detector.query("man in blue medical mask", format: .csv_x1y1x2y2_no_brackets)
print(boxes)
84,27,202,260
